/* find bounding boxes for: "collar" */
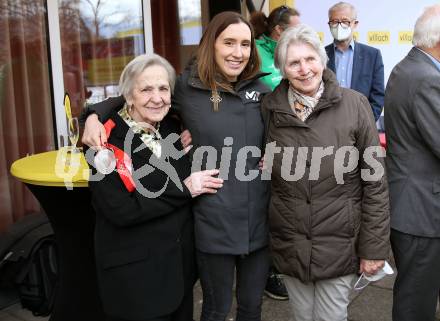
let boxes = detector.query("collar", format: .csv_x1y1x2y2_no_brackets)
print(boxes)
117,104,162,158
187,61,270,93
256,34,278,52
416,47,440,71
118,104,161,137
333,39,355,52
265,69,342,114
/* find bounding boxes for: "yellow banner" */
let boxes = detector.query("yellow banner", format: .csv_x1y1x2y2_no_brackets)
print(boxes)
353,32,359,42
88,56,134,86
398,31,413,44
116,29,143,38
367,31,390,45
269,0,295,11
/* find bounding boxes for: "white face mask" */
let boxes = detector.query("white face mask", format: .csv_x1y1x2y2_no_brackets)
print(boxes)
353,261,394,291
330,25,352,41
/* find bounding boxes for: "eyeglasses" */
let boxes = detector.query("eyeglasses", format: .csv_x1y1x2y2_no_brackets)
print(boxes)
328,19,356,29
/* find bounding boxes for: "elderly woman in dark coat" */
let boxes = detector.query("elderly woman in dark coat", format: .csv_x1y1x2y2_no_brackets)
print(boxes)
261,24,390,321
86,53,223,321
82,12,273,321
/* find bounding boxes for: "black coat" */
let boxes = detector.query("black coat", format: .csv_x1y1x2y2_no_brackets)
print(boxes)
173,64,271,255
87,109,196,320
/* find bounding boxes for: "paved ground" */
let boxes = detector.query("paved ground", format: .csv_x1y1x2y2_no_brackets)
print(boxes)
192,274,396,321
1,271,439,321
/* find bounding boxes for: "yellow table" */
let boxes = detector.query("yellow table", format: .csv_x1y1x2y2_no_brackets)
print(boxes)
10,149,89,187
10,149,104,321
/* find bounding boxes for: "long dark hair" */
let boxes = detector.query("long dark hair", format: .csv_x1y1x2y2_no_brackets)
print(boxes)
197,11,260,110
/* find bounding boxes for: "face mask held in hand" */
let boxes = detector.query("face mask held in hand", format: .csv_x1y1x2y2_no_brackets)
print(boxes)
354,261,394,291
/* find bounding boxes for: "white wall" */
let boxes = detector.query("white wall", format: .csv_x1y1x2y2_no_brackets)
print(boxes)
294,0,436,84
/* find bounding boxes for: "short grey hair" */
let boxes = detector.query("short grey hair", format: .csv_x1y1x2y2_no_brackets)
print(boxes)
118,53,176,100
412,4,440,48
275,24,328,78
328,2,357,20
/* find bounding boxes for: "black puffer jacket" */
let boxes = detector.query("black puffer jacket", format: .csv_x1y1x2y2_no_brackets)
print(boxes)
173,63,271,255
261,69,390,282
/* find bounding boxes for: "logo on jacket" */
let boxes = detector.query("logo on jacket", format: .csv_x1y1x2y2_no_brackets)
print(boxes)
245,90,260,102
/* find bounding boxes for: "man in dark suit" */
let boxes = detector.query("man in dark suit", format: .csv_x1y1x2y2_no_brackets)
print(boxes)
325,2,384,121
384,4,440,321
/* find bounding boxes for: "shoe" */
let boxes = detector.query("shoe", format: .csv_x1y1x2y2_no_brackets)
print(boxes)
264,269,289,300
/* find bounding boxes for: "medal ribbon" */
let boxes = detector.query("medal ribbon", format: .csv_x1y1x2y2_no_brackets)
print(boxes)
103,119,136,192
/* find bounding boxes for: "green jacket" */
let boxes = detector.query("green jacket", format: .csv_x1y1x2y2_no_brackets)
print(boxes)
256,34,282,90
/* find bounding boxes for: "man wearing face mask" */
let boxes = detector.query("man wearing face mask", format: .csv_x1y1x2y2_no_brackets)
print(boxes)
325,2,384,122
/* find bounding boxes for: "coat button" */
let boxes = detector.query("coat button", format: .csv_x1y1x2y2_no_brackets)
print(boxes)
306,235,311,240
306,160,311,168
306,199,311,204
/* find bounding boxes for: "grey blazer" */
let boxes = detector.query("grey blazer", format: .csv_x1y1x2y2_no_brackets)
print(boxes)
384,47,440,237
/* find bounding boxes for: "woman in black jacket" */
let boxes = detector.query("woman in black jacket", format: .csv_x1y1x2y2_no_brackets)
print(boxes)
85,53,222,321
173,12,271,321
83,12,271,321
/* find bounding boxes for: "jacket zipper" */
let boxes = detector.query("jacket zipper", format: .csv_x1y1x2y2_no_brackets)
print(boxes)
307,180,312,282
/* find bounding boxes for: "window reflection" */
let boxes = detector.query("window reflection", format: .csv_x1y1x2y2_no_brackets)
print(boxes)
59,0,144,115
178,0,202,45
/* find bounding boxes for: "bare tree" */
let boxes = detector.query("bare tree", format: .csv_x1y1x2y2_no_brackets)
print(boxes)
81,0,133,40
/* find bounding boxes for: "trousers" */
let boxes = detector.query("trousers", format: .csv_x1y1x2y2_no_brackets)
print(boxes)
283,274,356,321
196,247,270,321
391,229,440,321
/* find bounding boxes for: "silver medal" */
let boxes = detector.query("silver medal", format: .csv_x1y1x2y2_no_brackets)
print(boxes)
94,149,116,174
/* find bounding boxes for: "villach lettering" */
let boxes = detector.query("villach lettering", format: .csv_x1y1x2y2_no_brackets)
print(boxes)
399,32,412,42
368,33,389,42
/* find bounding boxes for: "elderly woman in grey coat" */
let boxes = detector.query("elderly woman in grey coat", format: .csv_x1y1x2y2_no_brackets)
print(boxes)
261,24,390,321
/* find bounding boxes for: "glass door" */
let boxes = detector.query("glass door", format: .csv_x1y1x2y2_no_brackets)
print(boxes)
58,0,146,114
49,0,151,144
0,0,151,232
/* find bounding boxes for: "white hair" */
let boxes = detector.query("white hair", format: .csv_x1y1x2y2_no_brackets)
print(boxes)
118,53,176,100
328,2,357,20
412,4,440,48
275,24,328,78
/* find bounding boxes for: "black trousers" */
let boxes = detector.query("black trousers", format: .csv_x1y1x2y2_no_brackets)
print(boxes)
196,247,270,321
391,229,440,321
